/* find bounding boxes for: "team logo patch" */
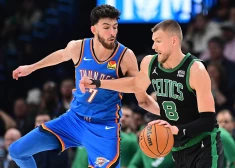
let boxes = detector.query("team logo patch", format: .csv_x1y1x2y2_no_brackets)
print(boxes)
177,70,185,77
107,60,116,70
95,157,110,167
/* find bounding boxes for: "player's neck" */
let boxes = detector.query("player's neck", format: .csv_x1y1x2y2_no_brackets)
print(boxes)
93,38,116,61
162,49,185,69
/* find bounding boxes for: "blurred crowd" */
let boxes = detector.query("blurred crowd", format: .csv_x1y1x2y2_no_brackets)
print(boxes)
1,0,235,168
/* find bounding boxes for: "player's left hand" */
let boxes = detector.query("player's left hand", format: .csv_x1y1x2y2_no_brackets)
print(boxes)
79,76,96,93
148,120,179,135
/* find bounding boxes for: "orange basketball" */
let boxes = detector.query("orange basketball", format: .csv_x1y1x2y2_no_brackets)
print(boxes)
139,123,174,158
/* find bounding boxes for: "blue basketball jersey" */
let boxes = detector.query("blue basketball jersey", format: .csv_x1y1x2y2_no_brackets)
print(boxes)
70,38,127,120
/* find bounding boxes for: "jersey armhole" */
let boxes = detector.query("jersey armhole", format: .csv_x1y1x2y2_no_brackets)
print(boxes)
186,59,202,95
117,47,127,78
74,39,85,67
148,54,158,78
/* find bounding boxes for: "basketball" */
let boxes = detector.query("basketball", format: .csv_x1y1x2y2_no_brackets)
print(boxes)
139,124,174,158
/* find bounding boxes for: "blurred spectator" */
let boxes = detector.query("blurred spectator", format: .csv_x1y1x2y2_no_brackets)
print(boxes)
128,148,174,168
26,88,41,111
217,109,235,139
221,22,235,62
219,127,235,168
57,78,74,117
2,0,42,36
208,0,233,22
0,111,16,164
0,128,21,168
120,106,138,168
207,62,234,113
33,112,70,168
185,14,221,55
34,112,50,127
40,81,62,119
229,7,235,24
132,107,146,134
0,110,16,134
217,109,235,167
181,40,192,54
200,21,235,62
205,37,235,94
12,98,34,135
72,147,88,168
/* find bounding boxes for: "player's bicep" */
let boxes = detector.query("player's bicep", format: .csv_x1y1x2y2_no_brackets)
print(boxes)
63,40,82,63
122,49,139,77
190,61,215,112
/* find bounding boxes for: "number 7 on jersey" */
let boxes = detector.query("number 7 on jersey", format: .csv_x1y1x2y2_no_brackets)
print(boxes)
87,88,98,103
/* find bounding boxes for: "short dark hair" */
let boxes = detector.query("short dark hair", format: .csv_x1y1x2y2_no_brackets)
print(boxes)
90,4,121,26
151,19,183,42
208,37,225,49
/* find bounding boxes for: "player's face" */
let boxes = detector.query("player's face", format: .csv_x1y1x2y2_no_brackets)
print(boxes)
4,131,21,151
208,42,223,60
35,115,51,126
95,18,118,50
120,108,133,129
152,30,172,63
217,112,234,133
207,64,220,81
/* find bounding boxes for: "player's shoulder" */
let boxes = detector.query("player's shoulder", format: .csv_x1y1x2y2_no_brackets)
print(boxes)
141,55,157,65
67,39,83,48
190,60,207,74
121,48,137,64
124,48,135,56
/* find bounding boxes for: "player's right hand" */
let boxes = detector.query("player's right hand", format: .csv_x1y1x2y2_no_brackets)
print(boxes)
12,65,33,80
79,76,96,93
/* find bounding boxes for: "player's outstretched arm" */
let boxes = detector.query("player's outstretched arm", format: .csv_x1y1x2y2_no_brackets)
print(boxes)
12,40,81,80
80,56,151,93
120,50,160,115
80,52,160,115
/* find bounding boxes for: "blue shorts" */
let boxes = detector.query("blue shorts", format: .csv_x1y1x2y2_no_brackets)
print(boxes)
41,110,121,168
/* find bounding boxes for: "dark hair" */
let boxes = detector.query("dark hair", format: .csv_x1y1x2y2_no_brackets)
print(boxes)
151,19,183,41
90,4,121,26
208,62,227,86
208,37,225,49
36,111,50,117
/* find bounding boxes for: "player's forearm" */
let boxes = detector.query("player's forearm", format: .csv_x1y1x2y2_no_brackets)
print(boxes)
30,49,65,72
100,77,143,93
138,94,160,115
176,112,216,138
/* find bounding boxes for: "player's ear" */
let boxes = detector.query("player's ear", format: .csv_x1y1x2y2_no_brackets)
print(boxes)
91,26,96,35
172,36,177,45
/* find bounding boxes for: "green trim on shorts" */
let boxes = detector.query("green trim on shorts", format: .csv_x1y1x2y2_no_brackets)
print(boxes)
172,128,219,152
211,129,219,168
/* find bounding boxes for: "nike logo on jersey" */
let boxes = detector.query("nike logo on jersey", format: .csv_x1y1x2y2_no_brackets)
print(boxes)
183,129,186,135
105,126,115,130
83,57,93,61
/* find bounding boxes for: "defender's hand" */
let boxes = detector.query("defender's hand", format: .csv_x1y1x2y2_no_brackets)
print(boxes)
12,65,34,80
148,120,179,135
79,76,96,93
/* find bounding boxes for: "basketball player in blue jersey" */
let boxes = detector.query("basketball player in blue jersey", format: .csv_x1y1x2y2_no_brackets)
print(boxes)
10,4,159,168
